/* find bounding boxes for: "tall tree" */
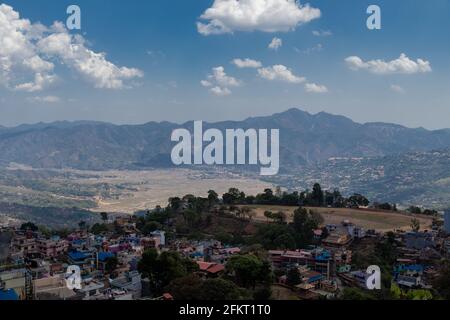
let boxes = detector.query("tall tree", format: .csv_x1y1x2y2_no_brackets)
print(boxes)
138,249,199,295
100,212,108,222
292,208,322,247
310,183,324,207
433,260,450,300
410,218,421,232
226,254,272,289
207,190,219,206
105,256,118,274
286,268,301,286
166,275,249,300
20,222,38,232
78,220,87,230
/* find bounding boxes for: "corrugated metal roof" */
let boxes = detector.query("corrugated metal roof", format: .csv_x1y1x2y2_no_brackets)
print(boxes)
0,289,19,301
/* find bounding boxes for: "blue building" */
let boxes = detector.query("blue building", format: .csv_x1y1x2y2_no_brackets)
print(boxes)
0,289,19,301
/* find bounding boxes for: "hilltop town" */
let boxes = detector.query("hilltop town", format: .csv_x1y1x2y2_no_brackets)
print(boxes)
1,184,450,301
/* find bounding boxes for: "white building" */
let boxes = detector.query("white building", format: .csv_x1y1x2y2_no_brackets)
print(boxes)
151,231,166,247
110,271,142,299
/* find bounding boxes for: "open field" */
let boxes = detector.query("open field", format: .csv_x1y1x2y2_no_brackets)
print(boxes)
78,169,274,213
240,205,434,232
0,167,273,217
0,165,435,229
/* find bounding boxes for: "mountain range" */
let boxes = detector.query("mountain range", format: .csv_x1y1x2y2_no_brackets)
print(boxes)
1,108,450,171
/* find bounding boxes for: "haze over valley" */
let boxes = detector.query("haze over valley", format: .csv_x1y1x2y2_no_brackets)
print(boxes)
0,109,450,227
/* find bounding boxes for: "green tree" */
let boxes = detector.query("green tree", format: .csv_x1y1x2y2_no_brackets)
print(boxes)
105,256,119,274
264,211,273,222
410,218,421,232
138,249,199,294
292,208,321,247
100,212,108,222
166,275,250,300
223,188,245,205
310,183,324,207
183,209,202,228
91,223,109,235
141,221,162,235
78,220,87,230
286,268,301,286
207,190,219,206
253,285,272,300
408,206,422,214
168,197,182,211
348,194,370,207
390,283,402,299
20,222,38,232
272,211,287,224
405,289,433,300
202,278,250,300
226,254,272,289
310,209,324,226
254,224,296,250
433,260,450,299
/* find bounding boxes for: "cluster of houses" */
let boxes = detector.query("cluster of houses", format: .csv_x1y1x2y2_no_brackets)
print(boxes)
268,221,362,299
0,215,245,300
0,217,167,300
170,239,242,278
269,218,450,299
1,210,450,300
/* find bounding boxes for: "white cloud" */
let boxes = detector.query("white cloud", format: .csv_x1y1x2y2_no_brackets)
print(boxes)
257,64,328,93
210,86,231,96
305,82,328,93
390,84,405,94
232,58,262,68
345,53,432,75
201,80,212,87
258,65,305,83
14,73,57,92
295,43,323,55
202,66,241,96
0,4,143,92
197,0,321,35
312,30,332,37
0,4,55,92
268,37,283,51
37,27,143,89
211,66,241,87
27,95,61,103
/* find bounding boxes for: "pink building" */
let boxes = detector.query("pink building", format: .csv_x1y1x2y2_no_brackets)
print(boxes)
37,238,69,258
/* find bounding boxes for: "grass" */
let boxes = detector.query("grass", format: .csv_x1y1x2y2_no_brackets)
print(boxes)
239,205,434,232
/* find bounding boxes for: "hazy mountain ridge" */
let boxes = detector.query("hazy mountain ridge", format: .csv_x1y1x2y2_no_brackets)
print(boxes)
268,149,450,209
1,108,450,170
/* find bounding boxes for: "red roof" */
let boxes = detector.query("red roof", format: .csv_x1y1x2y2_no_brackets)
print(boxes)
207,264,225,274
163,293,174,300
197,261,214,271
196,261,225,274
313,229,323,236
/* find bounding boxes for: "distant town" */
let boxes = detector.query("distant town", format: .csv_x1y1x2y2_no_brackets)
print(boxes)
1,185,450,301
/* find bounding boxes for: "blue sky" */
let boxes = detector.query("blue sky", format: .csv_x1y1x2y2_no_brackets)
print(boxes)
0,0,449,129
